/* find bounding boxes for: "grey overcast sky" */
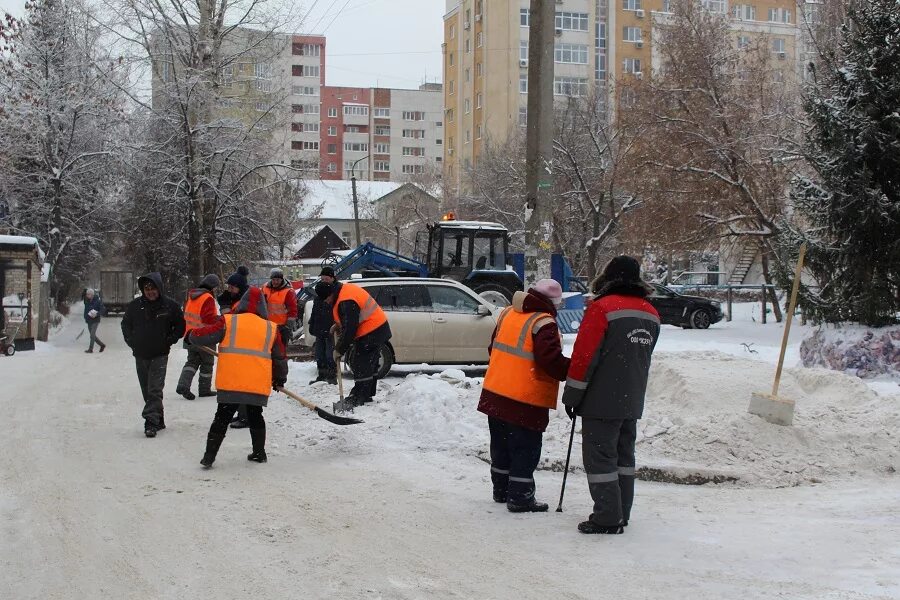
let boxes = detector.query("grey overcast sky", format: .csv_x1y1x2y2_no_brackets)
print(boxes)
0,0,446,89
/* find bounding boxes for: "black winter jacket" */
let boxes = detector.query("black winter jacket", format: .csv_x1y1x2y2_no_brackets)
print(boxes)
121,272,186,359
308,283,335,338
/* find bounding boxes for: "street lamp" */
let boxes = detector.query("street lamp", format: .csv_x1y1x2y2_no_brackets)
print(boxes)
350,155,370,248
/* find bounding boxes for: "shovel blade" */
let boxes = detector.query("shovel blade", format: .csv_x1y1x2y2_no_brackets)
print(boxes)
316,406,363,425
748,392,794,426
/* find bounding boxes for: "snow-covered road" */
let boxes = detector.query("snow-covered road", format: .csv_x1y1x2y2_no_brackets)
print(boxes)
2,313,899,599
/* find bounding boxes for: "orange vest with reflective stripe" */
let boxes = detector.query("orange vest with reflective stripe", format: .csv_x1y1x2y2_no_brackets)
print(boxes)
332,283,388,340
184,291,214,335
216,313,277,396
482,307,560,409
263,286,292,325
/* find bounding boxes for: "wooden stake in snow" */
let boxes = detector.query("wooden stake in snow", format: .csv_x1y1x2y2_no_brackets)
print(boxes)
748,243,807,426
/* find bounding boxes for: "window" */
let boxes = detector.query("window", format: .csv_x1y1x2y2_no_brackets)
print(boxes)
327,162,337,173
219,64,233,85
292,85,318,96
402,147,425,156
344,142,369,152
465,38,470,53
464,99,470,113
255,101,267,112
520,8,529,26
737,35,751,49
732,4,756,20
661,0,673,12
520,40,529,62
465,68,470,82
375,125,391,136
374,143,390,154
476,62,483,76
465,129,471,143
477,32,483,47
374,160,390,172
344,105,369,116
292,104,303,113
450,24,456,39
428,285,481,315
768,8,791,23
476,93,482,109
371,285,429,312
623,27,642,43
519,73,528,94
341,231,351,245
623,0,641,11
345,125,360,133
301,65,320,77
328,107,338,118
555,12,589,31
436,138,443,145
554,76,588,96
473,233,505,270
402,129,425,139
701,0,726,13
290,159,318,171
327,144,337,154
555,43,590,63
402,164,425,174
304,122,320,133
518,106,527,127
772,38,785,53
254,63,271,80
292,43,321,56
403,111,425,121
374,107,390,117
476,124,482,139
449,53,454,67
328,125,337,136
303,104,319,115
302,141,319,151
623,58,642,74
449,80,455,95
597,52,607,81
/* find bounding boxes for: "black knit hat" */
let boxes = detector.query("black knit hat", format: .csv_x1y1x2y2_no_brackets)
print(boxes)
320,266,335,278
226,265,250,294
600,255,642,283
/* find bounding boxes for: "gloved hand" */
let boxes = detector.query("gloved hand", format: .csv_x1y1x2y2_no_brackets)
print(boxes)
273,380,286,391
287,318,298,331
88,309,98,318
565,405,577,420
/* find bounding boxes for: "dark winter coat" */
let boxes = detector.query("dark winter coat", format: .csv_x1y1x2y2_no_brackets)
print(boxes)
308,282,335,338
331,282,392,356
190,287,288,407
83,295,105,324
562,280,660,419
477,290,570,432
121,272,186,359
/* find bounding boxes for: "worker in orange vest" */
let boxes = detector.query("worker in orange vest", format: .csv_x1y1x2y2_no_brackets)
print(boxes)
190,286,288,468
262,267,298,348
477,279,570,513
176,274,220,400
328,281,392,409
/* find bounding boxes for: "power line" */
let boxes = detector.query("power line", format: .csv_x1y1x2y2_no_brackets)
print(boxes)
308,0,342,33
321,0,355,34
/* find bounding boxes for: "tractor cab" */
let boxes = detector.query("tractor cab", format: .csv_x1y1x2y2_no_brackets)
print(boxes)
414,212,522,306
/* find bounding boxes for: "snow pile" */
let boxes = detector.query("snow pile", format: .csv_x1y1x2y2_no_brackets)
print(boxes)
800,325,900,380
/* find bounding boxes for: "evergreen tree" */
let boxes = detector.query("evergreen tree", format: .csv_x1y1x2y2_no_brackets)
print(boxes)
783,0,900,326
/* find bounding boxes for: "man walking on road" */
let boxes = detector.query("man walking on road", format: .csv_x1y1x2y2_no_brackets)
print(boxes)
176,274,220,400
562,256,660,534
478,280,570,513
121,272,186,438
329,278,391,409
191,287,288,468
83,288,106,353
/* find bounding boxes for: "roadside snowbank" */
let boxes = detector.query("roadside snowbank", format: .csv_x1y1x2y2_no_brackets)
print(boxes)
801,324,900,380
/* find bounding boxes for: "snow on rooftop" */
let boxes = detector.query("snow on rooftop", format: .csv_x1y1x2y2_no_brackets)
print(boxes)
298,180,406,220
0,235,45,261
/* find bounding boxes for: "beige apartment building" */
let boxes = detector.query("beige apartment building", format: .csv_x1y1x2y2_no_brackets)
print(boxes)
442,0,801,192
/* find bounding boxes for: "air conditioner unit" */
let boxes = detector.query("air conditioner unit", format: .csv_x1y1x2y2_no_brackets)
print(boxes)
519,59,528,68
634,71,643,80
636,9,645,18
463,21,471,30
555,28,563,36
475,14,481,22
635,41,643,48
777,51,786,60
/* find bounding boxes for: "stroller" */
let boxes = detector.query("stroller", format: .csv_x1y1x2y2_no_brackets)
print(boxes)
0,323,20,356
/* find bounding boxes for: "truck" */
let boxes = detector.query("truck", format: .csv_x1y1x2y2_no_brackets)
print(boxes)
99,270,136,314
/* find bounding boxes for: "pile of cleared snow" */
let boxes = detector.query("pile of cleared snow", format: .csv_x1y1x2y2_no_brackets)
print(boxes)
801,325,900,380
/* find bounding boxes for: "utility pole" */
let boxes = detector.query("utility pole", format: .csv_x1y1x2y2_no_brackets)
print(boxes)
350,155,370,247
524,0,555,287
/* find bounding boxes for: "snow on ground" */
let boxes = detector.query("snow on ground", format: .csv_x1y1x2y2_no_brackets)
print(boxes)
2,306,899,598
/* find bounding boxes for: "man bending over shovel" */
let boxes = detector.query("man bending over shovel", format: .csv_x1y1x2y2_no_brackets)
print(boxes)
190,287,288,468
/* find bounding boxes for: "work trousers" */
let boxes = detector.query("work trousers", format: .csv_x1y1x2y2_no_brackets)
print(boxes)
488,416,543,506
349,340,380,399
87,320,104,351
177,344,215,393
314,334,336,376
135,356,168,428
582,418,637,526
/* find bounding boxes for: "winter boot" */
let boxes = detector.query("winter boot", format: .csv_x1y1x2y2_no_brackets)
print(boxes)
309,371,328,385
230,418,249,429
198,390,217,398
200,431,226,469
99,343,106,353
85,349,93,353
493,490,508,503
144,422,157,438
577,520,624,535
507,499,549,513
177,387,196,401
247,427,267,463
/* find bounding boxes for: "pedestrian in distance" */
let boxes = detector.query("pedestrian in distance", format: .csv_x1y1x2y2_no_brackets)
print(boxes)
308,268,337,385
83,288,106,353
121,272,186,438
262,267,299,350
478,279,570,513
176,274,221,400
192,286,288,468
562,256,660,534
329,278,391,408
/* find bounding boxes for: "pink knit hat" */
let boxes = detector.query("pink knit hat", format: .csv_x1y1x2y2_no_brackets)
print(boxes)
531,279,563,305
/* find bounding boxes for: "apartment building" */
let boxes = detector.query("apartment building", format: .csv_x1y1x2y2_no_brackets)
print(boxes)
318,84,444,182
442,0,801,191
286,35,328,174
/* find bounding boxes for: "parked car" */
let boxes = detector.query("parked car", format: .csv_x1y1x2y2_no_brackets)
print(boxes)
647,283,724,329
303,277,500,378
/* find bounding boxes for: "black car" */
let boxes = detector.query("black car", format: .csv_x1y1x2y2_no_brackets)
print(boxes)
648,283,724,329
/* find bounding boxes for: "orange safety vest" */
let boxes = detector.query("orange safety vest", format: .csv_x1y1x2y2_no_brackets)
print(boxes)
216,313,277,396
184,291,214,335
332,283,388,340
263,286,293,325
482,307,560,409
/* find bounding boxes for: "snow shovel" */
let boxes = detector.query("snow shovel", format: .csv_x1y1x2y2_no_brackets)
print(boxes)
748,242,807,426
277,387,363,426
75,328,85,341
556,416,578,512
332,357,353,414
